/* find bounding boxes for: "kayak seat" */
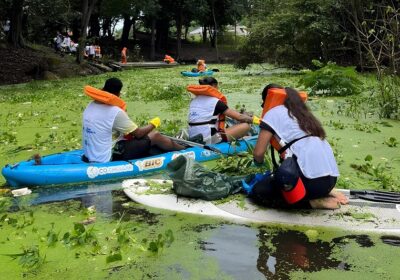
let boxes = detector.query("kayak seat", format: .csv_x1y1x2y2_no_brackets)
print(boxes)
189,134,204,144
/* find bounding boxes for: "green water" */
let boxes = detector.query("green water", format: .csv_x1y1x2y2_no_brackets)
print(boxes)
1,189,400,279
1,64,400,279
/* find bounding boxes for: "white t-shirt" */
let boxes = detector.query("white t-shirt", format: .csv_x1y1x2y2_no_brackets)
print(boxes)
188,95,219,143
262,105,339,179
83,102,139,163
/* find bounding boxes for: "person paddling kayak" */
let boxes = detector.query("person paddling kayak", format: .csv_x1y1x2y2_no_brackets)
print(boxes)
82,78,184,163
187,77,258,144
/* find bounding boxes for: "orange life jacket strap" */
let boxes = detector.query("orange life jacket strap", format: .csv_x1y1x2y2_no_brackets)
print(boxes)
84,86,126,111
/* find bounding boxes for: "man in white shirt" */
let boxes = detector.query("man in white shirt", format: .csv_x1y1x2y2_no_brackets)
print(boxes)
82,78,184,163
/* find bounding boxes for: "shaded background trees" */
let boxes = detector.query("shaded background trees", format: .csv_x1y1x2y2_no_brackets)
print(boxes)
0,0,398,73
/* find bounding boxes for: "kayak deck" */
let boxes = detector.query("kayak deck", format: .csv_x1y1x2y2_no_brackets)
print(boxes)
123,179,400,234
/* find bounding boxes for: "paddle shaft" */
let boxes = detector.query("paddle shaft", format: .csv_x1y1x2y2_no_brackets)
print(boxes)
162,134,222,154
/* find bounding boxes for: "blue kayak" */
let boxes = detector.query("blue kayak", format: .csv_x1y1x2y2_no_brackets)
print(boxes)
181,70,214,77
2,136,257,188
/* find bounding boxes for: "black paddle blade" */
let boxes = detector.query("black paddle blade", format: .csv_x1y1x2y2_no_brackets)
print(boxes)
350,190,400,204
350,190,400,198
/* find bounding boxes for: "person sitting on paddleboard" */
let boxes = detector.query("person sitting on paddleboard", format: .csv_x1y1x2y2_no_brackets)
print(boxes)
82,78,184,163
252,85,348,209
187,77,258,144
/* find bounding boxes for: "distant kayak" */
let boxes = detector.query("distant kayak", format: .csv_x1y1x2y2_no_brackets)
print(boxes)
181,70,214,77
123,179,400,234
2,136,257,188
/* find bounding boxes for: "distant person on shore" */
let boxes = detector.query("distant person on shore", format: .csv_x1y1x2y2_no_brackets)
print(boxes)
187,77,256,144
82,78,184,163
62,35,71,53
88,43,95,60
95,45,101,59
54,31,63,52
121,47,127,64
3,20,10,37
163,55,175,64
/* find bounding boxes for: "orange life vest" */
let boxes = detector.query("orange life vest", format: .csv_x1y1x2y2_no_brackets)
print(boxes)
163,55,175,63
95,46,101,55
261,87,308,154
197,60,206,72
121,47,127,64
84,86,126,111
187,84,227,133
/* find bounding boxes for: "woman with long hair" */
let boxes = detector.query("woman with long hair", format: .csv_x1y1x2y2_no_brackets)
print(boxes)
252,86,348,209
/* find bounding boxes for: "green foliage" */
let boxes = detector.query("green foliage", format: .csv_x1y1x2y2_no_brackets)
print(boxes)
6,245,46,271
62,223,97,247
384,137,398,148
106,248,122,264
298,61,362,96
212,151,271,176
236,0,347,68
350,155,399,191
0,131,18,145
46,223,59,247
376,76,400,120
144,229,174,254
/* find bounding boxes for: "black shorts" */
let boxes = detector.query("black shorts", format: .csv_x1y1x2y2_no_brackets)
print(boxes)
112,136,151,161
250,172,337,209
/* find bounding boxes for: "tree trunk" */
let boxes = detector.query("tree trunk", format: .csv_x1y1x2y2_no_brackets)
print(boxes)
8,0,25,48
350,0,364,71
202,25,207,43
156,19,169,51
211,0,219,61
150,18,156,60
89,13,100,38
101,17,111,38
76,0,98,64
176,8,183,59
234,20,237,45
121,15,133,47
184,25,189,40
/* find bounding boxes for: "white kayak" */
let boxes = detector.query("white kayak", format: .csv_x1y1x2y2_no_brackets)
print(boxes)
122,179,400,234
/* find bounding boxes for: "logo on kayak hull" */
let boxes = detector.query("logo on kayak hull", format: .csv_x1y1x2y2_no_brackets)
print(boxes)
135,157,165,171
87,164,134,179
171,151,195,160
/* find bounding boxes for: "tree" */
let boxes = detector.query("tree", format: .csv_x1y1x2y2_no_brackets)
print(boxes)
8,0,25,47
236,0,348,68
344,0,400,77
76,0,98,63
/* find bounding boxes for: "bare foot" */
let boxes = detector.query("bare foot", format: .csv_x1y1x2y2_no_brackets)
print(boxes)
329,189,349,205
309,197,341,209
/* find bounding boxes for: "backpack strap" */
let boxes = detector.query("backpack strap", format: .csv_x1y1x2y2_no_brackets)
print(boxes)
271,135,311,169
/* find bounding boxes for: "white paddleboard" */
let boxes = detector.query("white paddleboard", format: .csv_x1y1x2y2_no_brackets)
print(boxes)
122,179,400,234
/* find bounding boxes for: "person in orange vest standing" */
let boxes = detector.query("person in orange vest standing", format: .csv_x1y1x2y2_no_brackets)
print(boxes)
163,55,175,64
121,47,127,64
